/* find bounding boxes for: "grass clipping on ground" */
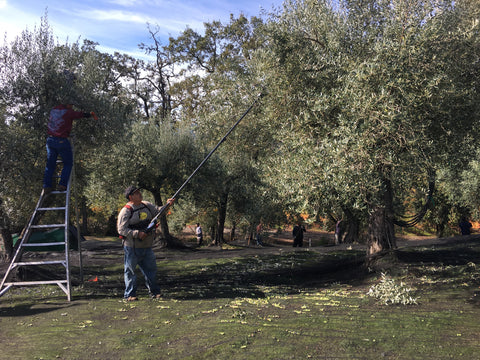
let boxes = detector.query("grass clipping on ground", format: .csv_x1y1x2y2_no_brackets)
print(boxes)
367,272,418,305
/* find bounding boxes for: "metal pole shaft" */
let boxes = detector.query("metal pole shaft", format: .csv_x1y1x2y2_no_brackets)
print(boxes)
146,93,263,230
172,94,261,200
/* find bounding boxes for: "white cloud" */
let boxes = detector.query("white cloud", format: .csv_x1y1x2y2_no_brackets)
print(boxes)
97,43,155,60
0,0,6,9
71,5,204,36
77,9,154,24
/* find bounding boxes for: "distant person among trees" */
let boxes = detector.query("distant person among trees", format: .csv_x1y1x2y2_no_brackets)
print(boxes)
292,221,306,247
256,222,265,246
459,217,473,235
196,223,203,246
42,103,97,194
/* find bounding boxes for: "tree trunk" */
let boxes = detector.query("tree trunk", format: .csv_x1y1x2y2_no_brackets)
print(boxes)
0,201,13,261
435,204,450,238
367,206,396,255
367,177,396,256
106,212,118,236
210,225,216,245
246,223,254,246
343,220,359,244
230,221,236,242
215,192,228,245
80,198,88,235
342,207,360,244
150,188,172,246
0,228,13,262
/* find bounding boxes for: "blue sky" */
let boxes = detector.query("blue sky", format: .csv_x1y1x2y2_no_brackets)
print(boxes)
0,0,284,58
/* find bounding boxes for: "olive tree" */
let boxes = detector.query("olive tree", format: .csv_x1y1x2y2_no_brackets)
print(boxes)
166,15,279,243
260,0,480,255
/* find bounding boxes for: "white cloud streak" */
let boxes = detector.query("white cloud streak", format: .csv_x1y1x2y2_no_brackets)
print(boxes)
78,9,155,24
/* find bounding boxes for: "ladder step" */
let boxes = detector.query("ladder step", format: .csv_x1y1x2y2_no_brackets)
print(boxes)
22,242,66,247
37,207,67,211
4,280,67,286
30,224,66,229
13,260,66,266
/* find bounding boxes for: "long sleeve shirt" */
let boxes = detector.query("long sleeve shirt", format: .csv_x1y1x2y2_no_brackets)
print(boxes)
47,104,91,138
117,201,159,248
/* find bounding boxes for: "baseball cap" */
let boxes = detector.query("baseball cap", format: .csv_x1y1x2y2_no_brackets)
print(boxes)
125,185,140,200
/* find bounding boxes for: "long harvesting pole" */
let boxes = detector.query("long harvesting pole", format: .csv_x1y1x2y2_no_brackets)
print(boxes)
145,92,264,232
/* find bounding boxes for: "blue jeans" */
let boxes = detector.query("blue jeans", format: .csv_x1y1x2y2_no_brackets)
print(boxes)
123,246,160,298
43,136,73,188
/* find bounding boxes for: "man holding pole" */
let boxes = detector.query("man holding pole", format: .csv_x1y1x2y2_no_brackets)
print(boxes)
116,93,262,300
117,186,174,301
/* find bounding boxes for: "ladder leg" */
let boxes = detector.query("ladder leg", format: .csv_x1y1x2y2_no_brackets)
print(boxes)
64,176,71,301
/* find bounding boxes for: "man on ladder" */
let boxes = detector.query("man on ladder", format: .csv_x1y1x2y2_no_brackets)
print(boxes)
42,102,98,194
0,102,98,301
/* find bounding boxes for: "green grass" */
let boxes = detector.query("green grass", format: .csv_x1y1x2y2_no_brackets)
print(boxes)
1,239,480,359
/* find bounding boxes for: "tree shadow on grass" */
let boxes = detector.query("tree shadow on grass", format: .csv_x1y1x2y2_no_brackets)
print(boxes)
5,237,480,303
65,250,370,301
0,301,80,317
157,251,368,300
396,238,480,266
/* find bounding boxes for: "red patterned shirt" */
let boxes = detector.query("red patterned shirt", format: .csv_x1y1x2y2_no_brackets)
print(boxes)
47,104,89,138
